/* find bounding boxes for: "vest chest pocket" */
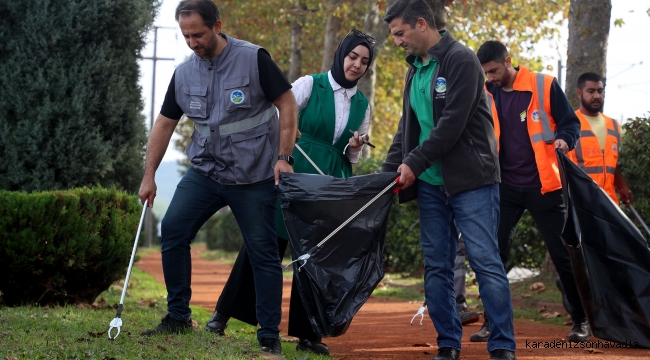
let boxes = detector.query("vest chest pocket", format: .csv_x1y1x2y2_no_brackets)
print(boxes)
224,76,251,112
182,85,209,119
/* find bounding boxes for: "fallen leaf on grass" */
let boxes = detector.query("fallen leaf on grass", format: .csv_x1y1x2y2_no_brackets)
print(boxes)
157,345,167,351
76,338,90,342
95,297,106,308
583,349,604,354
29,313,38,318
521,293,532,298
537,306,547,313
529,282,546,291
411,343,433,347
280,336,299,343
88,331,106,338
542,312,561,319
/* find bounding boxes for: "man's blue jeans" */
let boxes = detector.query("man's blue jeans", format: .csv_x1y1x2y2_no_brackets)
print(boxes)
160,167,282,340
417,181,515,352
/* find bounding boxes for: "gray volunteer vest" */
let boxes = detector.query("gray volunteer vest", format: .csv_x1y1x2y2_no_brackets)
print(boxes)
174,33,279,184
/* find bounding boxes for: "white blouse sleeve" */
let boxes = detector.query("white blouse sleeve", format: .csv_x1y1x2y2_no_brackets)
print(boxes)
291,75,313,110
346,104,372,164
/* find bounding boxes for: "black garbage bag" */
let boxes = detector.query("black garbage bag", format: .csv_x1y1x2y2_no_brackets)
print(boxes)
557,150,650,348
278,172,399,337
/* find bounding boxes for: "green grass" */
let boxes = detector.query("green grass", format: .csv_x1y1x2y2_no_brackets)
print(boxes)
197,248,240,265
509,272,563,304
1,267,327,359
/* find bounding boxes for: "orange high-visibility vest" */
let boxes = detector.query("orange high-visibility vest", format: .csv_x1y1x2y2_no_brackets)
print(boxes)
487,66,560,194
567,111,621,202
485,85,500,150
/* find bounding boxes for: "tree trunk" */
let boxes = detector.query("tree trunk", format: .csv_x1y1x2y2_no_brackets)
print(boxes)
320,0,343,73
357,0,397,157
541,251,559,277
425,0,449,30
565,0,611,109
288,1,305,82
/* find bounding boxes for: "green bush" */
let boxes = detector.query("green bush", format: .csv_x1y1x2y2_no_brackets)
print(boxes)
0,187,142,306
0,0,159,193
203,210,245,252
356,155,548,274
618,115,650,236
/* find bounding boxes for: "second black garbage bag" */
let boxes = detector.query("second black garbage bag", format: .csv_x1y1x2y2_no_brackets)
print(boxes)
278,172,399,337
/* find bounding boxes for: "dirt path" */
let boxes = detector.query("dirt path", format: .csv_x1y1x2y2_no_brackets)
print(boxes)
136,246,649,359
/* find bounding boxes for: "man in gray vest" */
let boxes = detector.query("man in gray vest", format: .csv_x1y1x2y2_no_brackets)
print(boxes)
137,0,297,355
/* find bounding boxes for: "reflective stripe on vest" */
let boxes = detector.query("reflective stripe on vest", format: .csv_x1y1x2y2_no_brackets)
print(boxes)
194,105,277,136
569,111,620,202
533,73,555,144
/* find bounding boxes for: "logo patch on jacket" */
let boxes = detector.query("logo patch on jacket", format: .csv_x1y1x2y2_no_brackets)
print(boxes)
230,90,245,104
612,143,618,152
532,110,540,122
190,101,201,110
519,110,526,122
435,77,447,92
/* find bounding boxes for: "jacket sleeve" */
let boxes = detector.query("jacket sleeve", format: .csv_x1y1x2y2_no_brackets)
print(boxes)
550,79,580,150
403,57,481,178
381,115,405,172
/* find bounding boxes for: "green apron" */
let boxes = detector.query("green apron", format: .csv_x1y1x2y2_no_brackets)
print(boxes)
276,73,369,240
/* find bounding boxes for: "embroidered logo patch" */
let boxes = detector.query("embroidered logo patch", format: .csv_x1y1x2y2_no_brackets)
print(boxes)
230,90,245,104
519,110,526,122
532,110,540,122
435,77,447,92
189,101,201,110
612,143,618,152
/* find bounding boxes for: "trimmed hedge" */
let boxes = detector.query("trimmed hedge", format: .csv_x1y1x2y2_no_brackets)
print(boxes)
0,187,142,306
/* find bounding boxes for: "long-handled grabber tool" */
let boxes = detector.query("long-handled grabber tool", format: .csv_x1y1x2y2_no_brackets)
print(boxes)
108,199,148,339
285,176,402,271
627,203,650,238
410,301,427,325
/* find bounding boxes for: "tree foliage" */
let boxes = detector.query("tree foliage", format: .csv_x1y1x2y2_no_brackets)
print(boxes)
173,0,568,159
0,0,159,193
618,115,650,233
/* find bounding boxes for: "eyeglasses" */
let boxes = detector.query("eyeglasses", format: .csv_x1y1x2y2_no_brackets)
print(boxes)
345,29,376,48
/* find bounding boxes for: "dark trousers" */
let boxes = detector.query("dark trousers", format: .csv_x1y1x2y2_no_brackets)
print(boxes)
215,237,319,340
161,168,282,340
497,183,586,323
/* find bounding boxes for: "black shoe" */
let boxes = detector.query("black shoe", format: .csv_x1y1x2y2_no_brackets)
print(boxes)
432,347,460,360
555,277,572,315
141,314,192,336
259,337,282,355
205,311,228,335
459,308,480,325
489,349,516,360
296,337,329,355
469,319,490,342
568,320,591,342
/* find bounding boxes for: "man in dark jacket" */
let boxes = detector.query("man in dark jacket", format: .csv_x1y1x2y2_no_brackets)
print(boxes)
382,1,516,359
474,40,586,344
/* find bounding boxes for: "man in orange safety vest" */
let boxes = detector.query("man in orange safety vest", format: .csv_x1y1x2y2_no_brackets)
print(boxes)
567,72,634,205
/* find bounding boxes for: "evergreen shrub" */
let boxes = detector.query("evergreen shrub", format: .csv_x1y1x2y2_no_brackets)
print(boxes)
619,115,650,236
0,187,142,306
0,0,159,193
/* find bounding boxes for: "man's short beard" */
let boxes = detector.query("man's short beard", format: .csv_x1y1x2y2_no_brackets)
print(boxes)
581,97,603,113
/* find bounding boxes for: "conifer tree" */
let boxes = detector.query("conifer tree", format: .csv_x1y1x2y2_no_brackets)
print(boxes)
0,0,159,192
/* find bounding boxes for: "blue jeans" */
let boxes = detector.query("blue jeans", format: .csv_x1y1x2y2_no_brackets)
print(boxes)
417,181,515,352
161,167,282,340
